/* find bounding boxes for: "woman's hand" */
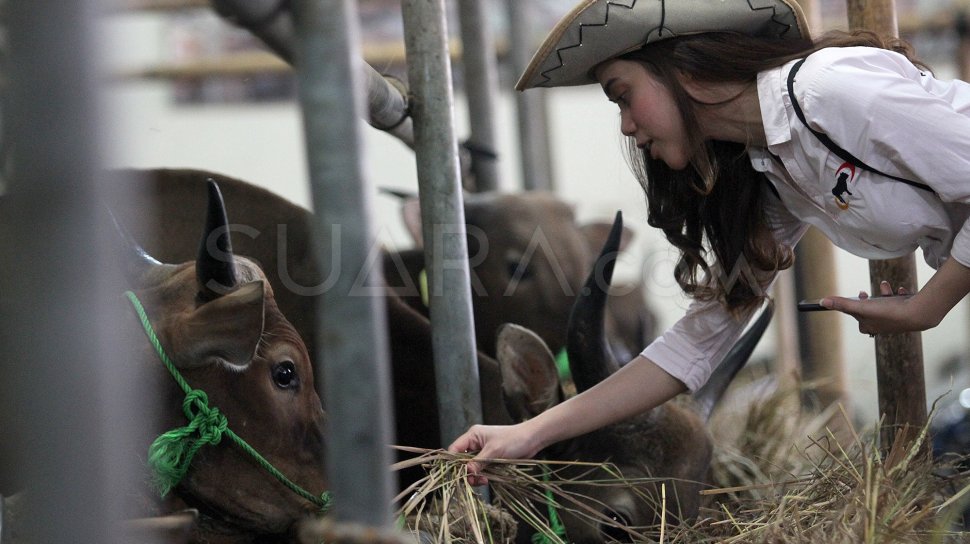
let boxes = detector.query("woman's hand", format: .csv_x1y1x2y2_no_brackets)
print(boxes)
821,258,970,336
820,281,927,335
447,422,543,486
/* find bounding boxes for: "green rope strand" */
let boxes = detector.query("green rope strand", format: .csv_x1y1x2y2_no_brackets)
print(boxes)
531,465,567,544
125,291,332,512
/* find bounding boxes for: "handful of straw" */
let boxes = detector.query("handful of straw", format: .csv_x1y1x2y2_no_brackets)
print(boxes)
393,446,669,543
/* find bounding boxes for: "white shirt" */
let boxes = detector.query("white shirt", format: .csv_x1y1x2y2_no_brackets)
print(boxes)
642,46,970,392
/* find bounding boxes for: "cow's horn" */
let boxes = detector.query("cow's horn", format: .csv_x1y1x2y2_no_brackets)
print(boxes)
196,180,237,300
692,300,774,421
566,211,623,393
106,202,165,285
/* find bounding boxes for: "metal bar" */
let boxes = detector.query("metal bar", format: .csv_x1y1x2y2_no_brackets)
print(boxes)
401,0,483,445
0,1,143,542
505,0,554,191
209,0,414,147
291,0,396,527
845,0,928,456
456,0,501,192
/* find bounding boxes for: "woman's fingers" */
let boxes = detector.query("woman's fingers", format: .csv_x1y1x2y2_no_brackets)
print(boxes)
879,280,893,297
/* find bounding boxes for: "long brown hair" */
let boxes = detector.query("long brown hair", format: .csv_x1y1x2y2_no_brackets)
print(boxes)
620,30,926,312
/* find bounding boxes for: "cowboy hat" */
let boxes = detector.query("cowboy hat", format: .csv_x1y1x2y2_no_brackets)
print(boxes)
516,0,810,90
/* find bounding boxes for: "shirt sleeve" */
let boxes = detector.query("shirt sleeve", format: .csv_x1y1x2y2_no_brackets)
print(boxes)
641,186,808,392
796,47,970,266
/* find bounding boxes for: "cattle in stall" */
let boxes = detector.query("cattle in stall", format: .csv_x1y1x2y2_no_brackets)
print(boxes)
113,180,328,543
493,213,773,541
104,168,655,370
106,169,766,541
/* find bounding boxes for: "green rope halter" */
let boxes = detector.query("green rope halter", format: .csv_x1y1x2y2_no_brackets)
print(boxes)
124,290,332,513
531,465,567,544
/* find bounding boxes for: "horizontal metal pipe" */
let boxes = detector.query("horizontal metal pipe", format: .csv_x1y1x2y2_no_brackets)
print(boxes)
210,0,413,147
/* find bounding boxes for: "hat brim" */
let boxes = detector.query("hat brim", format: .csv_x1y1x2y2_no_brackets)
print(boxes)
515,0,810,91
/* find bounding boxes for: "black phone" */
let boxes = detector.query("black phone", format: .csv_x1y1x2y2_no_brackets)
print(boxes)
796,299,832,312
797,294,912,312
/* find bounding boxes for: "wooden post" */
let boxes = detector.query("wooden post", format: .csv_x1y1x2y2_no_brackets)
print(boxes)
794,229,848,413
791,0,850,418
958,11,970,82
845,0,928,455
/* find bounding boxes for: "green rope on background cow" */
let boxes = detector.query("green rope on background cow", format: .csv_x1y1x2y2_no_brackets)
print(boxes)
553,348,571,382
531,465,567,544
124,291,333,513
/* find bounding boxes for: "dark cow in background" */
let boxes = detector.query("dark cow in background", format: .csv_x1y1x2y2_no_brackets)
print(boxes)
385,190,658,361
115,180,327,543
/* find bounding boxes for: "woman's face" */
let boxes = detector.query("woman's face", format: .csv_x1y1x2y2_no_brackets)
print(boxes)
594,58,690,170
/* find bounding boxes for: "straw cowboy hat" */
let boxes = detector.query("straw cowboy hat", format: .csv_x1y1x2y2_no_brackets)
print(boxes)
516,0,810,90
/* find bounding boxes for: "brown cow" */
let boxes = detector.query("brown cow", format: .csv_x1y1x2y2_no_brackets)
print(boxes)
117,180,327,543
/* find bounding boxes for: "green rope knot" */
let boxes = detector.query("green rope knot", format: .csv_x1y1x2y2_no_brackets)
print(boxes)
148,388,229,497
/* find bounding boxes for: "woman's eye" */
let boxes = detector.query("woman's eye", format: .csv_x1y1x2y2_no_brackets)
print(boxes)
272,361,299,390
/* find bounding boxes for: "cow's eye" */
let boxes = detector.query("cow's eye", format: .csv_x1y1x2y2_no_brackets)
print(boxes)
506,258,533,281
272,361,299,390
600,509,632,541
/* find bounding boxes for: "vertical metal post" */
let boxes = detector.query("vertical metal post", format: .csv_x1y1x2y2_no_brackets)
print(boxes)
457,0,501,192
401,0,484,445
291,0,396,527
505,0,555,191
0,1,142,542
845,0,928,455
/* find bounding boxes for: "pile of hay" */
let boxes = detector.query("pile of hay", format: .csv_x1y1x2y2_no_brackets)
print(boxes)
394,385,970,543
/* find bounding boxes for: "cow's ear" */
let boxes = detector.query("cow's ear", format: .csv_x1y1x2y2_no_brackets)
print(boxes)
496,324,562,422
173,281,265,369
401,196,423,247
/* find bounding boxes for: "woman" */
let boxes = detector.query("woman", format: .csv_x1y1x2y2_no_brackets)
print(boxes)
449,0,970,484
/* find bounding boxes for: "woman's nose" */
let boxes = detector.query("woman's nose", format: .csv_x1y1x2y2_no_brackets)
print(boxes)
619,113,636,137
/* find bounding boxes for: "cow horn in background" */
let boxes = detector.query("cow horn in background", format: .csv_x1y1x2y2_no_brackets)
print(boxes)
692,300,774,421
196,180,238,300
566,211,623,393
105,201,167,286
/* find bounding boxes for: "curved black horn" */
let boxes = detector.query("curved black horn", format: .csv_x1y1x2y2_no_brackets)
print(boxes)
692,300,775,421
197,179,237,300
566,211,624,393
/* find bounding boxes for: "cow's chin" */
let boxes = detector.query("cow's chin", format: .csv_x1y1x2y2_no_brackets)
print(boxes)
179,476,315,540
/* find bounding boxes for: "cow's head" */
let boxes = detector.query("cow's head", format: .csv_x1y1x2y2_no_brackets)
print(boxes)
497,213,770,542
120,181,327,540
394,191,615,357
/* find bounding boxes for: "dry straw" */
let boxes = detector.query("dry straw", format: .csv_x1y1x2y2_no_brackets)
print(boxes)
393,381,970,543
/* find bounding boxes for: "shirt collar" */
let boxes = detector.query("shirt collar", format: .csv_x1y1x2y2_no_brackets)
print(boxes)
757,60,799,147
